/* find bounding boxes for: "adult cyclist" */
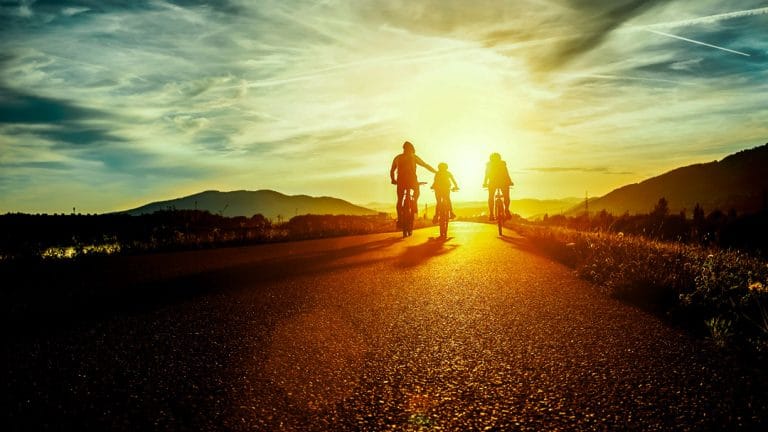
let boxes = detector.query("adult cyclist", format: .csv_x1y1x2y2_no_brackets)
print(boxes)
390,141,437,228
482,152,513,221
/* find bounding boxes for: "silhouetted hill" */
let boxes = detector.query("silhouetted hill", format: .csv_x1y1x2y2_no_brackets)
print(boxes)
567,143,768,216
123,190,378,220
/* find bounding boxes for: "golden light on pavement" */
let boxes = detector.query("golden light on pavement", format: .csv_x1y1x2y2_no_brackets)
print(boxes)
264,308,366,411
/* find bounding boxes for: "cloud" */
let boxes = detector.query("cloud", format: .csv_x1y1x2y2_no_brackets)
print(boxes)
0,86,102,124
0,0,767,210
526,166,635,175
0,86,124,149
478,0,667,71
550,0,665,64
639,6,768,30
670,57,703,71
0,161,72,170
61,7,90,17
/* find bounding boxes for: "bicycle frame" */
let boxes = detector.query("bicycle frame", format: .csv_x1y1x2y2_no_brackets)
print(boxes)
434,186,459,239
398,182,427,238
435,195,450,238
493,187,505,236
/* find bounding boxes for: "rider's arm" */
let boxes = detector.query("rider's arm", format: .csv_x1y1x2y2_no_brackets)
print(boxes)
390,156,399,184
482,164,490,187
414,155,437,173
504,163,513,186
449,172,459,189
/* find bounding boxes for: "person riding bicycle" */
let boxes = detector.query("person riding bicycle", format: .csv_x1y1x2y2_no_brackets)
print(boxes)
431,162,459,223
390,141,436,227
482,152,513,221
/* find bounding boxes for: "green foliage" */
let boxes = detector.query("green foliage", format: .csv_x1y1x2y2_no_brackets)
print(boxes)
517,224,768,353
705,317,733,349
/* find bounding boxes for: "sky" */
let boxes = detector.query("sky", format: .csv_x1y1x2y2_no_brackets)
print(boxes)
1,0,767,213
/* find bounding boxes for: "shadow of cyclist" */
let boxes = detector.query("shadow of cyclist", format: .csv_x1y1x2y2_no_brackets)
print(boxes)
396,238,459,268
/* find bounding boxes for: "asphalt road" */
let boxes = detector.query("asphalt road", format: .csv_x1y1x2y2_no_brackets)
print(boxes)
4,222,766,430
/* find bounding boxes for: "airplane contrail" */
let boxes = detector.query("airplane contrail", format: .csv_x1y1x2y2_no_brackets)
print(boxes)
645,29,750,57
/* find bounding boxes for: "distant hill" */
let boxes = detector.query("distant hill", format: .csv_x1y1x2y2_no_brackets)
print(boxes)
365,198,582,219
567,143,768,216
450,198,583,219
123,190,378,220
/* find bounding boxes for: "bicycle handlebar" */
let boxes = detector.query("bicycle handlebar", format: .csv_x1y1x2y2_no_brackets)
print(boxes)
392,181,429,186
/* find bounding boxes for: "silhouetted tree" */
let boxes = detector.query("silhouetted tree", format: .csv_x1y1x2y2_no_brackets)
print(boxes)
651,197,669,218
693,204,705,225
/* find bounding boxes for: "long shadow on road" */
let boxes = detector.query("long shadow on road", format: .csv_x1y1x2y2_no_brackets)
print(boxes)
497,232,576,267
4,236,408,339
397,237,459,268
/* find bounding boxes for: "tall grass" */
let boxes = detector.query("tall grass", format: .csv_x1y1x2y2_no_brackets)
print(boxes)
516,224,768,353
0,212,414,261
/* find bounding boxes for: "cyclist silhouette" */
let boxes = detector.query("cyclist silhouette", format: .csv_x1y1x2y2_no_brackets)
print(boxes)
390,141,436,227
431,162,459,223
482,152,513,221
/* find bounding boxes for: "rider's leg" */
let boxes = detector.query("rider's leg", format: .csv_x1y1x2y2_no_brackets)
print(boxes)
413,186,420,215
488,188,495,220
448,195,456,218
396,184,406,226
432,192,440,223
503,187,511,217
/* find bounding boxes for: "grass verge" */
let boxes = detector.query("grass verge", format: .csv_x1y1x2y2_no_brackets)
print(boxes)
515,224,768,354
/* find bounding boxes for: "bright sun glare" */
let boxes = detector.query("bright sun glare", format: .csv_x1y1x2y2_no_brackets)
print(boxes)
396,60,529,201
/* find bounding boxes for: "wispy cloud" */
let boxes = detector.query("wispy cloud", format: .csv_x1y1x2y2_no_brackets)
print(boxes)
0,0,766,211
640,6,768,30
527,167,635,175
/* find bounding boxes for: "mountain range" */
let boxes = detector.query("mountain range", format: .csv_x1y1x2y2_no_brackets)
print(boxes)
122,190,379,221
566,143,768,217
123,143,768,221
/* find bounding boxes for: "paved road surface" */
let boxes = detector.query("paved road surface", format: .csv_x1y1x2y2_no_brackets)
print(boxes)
4,222,766,430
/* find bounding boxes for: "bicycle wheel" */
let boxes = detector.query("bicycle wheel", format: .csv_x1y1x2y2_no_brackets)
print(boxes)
402,210,411,237
403,196,413,237
439,208,448,238
495,198,504,236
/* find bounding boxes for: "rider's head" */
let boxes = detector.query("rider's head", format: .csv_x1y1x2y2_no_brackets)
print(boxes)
403,141,415,154
438,162,448,171
490,152,501,162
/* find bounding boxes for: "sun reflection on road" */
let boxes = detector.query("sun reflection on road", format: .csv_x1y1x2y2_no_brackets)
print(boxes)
264,308,367,411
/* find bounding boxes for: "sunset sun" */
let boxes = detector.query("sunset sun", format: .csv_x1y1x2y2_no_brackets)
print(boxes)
393,59,532,199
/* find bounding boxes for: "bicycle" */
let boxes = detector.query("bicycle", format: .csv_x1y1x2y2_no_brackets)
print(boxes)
435,187,459,238
398,182,427,238
487,186,506,236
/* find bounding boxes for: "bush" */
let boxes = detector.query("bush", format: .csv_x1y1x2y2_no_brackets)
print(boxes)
516,224,768,353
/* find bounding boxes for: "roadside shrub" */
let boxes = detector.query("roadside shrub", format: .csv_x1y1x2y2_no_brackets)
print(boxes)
516,223,768,353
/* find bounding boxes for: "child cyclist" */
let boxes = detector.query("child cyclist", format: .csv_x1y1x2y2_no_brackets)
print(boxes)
431,162,459,223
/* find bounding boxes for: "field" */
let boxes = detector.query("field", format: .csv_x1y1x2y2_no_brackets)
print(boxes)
0,211,432,261
514,223,768,354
